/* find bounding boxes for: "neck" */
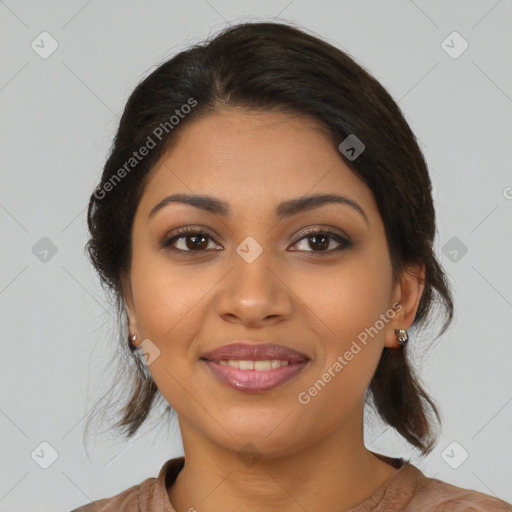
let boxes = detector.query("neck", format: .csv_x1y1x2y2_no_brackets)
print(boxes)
167,403,399,512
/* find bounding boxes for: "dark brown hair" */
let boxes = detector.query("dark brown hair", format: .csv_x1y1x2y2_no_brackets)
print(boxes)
85,21,453,455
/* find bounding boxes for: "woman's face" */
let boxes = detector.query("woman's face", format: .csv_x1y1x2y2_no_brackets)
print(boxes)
124,108,420,458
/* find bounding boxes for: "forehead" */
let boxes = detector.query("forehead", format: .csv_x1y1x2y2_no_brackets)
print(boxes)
137,109,377,221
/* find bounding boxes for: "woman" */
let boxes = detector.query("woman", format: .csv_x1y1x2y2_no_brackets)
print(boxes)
72,21,512,511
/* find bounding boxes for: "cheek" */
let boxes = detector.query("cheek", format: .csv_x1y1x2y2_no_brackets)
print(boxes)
128,248,218,387
129,249,203,338
297,255,393,341
128,254,207,411
292,251,393,396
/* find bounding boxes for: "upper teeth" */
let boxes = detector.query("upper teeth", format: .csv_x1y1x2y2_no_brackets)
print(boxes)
217,360,290,370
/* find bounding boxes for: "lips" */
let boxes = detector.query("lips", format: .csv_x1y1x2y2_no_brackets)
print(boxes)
200,341,311,392
200,341,310,364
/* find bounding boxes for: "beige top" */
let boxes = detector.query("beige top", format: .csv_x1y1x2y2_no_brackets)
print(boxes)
70,453,512,511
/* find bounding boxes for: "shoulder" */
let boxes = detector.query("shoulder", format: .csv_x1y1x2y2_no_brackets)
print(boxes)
68,479,151,512
404,463,512,511
67,457,181,512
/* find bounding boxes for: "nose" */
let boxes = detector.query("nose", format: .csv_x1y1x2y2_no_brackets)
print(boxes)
214,246,293,327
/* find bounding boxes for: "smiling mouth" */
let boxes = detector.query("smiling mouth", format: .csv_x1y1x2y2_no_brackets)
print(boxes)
201,358,310,392
200,341,310,364
201,358,294,370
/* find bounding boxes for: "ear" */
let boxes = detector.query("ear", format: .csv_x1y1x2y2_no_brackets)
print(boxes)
383,263,425,349
121,273,139,346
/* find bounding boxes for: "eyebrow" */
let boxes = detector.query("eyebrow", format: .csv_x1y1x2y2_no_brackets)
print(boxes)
148,193,369,224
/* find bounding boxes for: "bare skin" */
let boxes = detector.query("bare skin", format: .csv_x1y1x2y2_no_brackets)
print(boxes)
123,108,425,512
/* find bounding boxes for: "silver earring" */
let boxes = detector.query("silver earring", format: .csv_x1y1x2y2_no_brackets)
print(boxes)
129,333,138,351
395,329,408,347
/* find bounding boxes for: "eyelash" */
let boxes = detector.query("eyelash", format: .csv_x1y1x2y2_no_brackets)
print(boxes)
160,226,353,256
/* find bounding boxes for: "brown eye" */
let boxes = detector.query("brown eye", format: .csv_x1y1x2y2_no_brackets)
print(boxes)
306,233,330,251
161,228,221,252
291,229,352,255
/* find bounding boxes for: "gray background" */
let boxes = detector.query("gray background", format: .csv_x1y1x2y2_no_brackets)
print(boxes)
1,1,511,510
